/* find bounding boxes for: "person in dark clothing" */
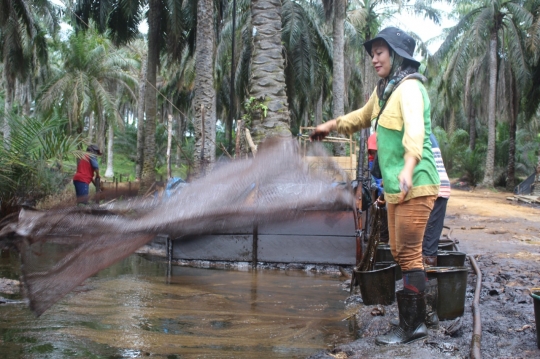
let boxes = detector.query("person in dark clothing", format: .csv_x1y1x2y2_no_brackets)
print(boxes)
423,133,451,264
73,145,102,205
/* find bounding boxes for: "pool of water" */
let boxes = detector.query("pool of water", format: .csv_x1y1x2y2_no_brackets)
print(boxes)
0,251,356,358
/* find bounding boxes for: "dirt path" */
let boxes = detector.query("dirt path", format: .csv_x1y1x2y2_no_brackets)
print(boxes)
446,189,540,258
310,189,540,359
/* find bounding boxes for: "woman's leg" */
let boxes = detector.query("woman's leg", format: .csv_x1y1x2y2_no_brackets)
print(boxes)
387,201,397,260
393,195,436,271
376,196,435,345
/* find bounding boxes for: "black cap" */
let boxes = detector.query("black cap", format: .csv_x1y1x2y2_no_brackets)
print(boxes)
87,144,102,155
363,27,420,67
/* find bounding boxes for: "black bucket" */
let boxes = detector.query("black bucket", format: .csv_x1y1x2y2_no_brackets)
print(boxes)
531,288,540,349
438,240,455,251
437,251,466,267
426,266,468,320
355,264,396,305
376,244,394,262
375,261,402,281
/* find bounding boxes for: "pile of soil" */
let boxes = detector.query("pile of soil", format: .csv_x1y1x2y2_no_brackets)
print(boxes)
309,189,540,359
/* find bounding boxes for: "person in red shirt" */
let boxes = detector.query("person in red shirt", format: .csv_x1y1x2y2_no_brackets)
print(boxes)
73,145,102,205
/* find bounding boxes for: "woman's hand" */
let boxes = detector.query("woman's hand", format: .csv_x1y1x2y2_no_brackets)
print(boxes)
309,120,337,141
376,195,386,208
397,156,417,203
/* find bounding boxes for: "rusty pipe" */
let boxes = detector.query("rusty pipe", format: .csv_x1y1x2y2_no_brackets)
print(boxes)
468,253,482,359
454,242,482,359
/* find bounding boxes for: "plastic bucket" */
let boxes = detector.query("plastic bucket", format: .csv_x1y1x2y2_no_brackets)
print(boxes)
438,240,455,251
355,264,396,305
375,261,402,281
376,244,394,262
531,288,540,349
437,251,466,267
426,266,468,320
375,245,401,279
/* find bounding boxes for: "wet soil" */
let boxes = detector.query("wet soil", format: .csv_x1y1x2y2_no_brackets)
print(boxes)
309,188,540,359
0,190,540,359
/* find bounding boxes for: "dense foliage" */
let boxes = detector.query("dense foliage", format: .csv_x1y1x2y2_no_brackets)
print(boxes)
1,0,539,213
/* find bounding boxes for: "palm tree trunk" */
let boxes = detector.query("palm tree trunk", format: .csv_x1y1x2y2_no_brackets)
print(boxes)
176,113,184,168
249,0,291,146
192,0,216,179
97,113,106,153
105,123,114,177
332,0,346,156
140,0,161,194
167,114,173,179
468,100,476,151
88,112,95,143
362,48,378,104
506,112,516,191
506,76,518,191
332,0,345,119
449,108,456,135
481,30,498,187
315,92,323,126
3,71,13,149
136,53,147,180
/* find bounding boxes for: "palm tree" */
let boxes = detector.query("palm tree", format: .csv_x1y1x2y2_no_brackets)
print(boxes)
0,114,85,213
248,0,291,145
1,0,58,147
217,0,333,143
38,25,137,140
281,0,332,132
191,0,216,178
433,0,532,187
133,41,147,180
215,0,251,148
74,0,191,192
325,0,346,119
139,0,163,192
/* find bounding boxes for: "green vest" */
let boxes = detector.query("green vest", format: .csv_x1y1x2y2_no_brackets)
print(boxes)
377,81,440,204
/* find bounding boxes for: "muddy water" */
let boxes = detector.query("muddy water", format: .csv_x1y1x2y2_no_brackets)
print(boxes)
0,252,355,358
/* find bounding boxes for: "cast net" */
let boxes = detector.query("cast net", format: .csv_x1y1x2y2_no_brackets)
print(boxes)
0,137,354,316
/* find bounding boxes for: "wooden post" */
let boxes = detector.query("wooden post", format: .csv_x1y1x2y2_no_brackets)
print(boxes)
245,128,257,156
235,120,242,159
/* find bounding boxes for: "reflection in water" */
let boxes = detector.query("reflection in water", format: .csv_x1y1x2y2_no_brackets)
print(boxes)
0,252,356,358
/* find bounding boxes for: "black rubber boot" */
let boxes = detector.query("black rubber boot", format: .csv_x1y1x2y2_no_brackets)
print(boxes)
425,278,439,329
390,278,439,329
389,269,427,327
376,290,428,345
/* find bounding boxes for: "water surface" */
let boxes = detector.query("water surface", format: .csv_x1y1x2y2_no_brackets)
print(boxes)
0,252,355,358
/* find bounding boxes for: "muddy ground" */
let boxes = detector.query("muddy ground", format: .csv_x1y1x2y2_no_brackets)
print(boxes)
1,188,539,358
309,188,540,359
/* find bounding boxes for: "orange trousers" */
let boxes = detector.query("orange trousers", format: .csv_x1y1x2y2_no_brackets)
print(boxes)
387,195,436,272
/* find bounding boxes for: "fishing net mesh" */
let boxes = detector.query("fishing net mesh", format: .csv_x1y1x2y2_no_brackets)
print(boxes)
0,137,355,316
